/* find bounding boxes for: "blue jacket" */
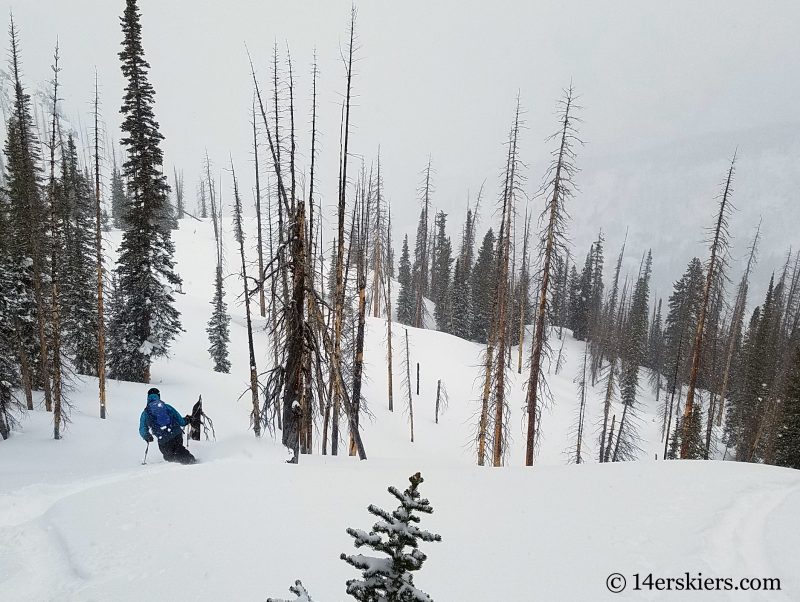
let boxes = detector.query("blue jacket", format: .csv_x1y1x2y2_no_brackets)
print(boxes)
139,397,187,442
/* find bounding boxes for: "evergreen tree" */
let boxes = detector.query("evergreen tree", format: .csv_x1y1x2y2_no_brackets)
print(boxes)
774,346,800,469
197,179,208,219
105,273,127,380
566,264,580,334
729,278,780,461
469,228,496,343
59,135,99,375
449,257,471,339
110,0,182,382
0,195,22,437
206,267,230,373
411,162,433,328
613,250,651,461
589,232,605,338
571,244,594,340
267,581,316,602
431,211,452,332
110,160,127,228
341,472,442,602
662,258,704,393
4,17,51,409
396,235,414,325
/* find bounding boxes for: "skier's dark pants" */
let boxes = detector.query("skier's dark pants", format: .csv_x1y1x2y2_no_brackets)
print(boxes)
158,435,196,464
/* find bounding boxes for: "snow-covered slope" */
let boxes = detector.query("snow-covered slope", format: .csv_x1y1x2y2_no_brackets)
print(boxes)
1,219,799,601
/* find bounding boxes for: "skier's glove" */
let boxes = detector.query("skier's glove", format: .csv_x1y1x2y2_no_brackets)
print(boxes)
184,415,192,424
144,434,154,443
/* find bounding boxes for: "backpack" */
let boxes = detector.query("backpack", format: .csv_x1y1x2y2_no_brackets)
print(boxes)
146,400,180,440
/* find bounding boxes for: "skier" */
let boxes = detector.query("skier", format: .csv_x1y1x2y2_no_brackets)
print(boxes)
139,388,196,464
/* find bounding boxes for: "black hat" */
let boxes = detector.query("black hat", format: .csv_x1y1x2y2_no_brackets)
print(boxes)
147,387,160,396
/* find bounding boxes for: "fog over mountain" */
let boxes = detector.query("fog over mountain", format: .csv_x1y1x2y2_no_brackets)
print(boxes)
2,0,797,295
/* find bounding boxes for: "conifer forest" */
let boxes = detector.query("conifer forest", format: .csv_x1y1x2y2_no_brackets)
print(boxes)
1,2,799,600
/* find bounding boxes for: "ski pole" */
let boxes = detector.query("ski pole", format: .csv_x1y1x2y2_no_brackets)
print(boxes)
142,441,150,465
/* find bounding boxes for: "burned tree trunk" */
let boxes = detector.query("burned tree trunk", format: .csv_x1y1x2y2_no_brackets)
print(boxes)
48,44,63,439
331,8,357,456
231,163,261,437
385,204,395,412
253,99,267,319
93,72,107,420
491,104,521,467
524,86,580,466
405,328,414,443
681,155,735,459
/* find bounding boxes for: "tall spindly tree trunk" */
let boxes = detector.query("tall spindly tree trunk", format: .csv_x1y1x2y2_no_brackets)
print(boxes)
681,154,735,459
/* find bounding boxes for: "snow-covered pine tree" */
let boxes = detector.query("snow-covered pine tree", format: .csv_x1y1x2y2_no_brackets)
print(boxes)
590,232,626,380
571,244,594,341
267,580,316,602
729,278,779,461
206,266,230,373
110,0,182,383
59,135,99,376
396,235,414,325
411,160,433,328
197,178,208,219
0,188,22,438
613,250,651,462
341,472,442,602
715,222,760,427
469,228,496,343
431,211,452,332
660,257,704,447
110,157,127,228
448,257,471,339
566,264,581,334
5,15,52,411
589,231,605,341
774,346,800,469
204,155,230,374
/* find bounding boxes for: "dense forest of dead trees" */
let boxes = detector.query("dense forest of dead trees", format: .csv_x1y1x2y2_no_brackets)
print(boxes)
0,0,798,473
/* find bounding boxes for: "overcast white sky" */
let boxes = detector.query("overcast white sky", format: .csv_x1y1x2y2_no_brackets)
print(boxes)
3,0,799,296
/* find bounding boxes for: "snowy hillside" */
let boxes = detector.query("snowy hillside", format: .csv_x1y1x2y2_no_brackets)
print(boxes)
2,219,799,601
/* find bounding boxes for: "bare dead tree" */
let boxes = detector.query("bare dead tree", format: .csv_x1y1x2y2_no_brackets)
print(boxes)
349,167,371,456
524,85,580,466
569,341,589,464
517,208,532,373
252,98,266,318
435,378,449,424
490,102,522,467
93,70,107,419
404,328,414,443
47,41,64,438
681,153,736,459
597,357,618,462
385,199,395,412
231,161,261,437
